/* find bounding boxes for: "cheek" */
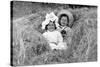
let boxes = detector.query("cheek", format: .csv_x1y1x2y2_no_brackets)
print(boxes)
60,20,64,24
61,20,67,24
47,26,51,29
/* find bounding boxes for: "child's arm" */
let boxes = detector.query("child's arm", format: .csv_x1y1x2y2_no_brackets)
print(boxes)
42,32,49,42
57,31,64,43
65,27,73,46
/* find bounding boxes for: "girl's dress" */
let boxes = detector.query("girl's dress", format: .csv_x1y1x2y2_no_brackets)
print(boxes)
43,30,67,50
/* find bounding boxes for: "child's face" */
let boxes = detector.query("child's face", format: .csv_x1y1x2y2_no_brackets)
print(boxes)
60,16,68,26
47,21,55,31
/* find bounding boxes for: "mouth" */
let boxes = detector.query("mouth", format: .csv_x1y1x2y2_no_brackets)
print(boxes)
61,23,66,26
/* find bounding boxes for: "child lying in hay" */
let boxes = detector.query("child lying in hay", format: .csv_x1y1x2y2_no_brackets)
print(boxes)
57,10,73,46
42,12,67,50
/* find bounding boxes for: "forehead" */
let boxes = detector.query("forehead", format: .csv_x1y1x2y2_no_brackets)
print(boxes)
61,16,68,19
48,22,54,25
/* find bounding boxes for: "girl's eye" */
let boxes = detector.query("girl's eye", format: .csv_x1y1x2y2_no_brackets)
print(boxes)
50,20,53,23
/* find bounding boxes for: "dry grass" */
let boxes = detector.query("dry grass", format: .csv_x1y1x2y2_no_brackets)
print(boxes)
11,1,97,66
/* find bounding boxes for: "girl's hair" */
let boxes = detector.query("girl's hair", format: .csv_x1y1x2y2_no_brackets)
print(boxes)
45,21,57,30
58,14,69,27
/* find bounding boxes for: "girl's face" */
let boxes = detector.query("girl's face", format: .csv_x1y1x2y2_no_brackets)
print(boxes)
47,21,55,31
60,16,68,26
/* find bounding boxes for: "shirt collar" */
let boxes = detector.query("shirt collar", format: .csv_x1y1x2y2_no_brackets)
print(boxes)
59,26,67,30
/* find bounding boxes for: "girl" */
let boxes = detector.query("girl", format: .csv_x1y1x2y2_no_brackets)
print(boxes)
42,12,67,50
57,10,74,45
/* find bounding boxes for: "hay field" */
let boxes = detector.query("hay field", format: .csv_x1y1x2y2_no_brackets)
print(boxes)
11,1,97,66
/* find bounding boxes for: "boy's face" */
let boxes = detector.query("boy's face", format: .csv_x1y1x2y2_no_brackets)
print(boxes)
47,21,55,31
60,16,68,26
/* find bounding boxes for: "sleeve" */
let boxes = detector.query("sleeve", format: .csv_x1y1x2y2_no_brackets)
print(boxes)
42,32,48,41
65,27,73,45
43,32,46,38
57,31,63,43
42,32,50,43
65,27,73,37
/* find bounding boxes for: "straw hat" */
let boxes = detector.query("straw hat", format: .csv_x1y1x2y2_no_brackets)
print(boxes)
57,10,74,27
42,12,59,29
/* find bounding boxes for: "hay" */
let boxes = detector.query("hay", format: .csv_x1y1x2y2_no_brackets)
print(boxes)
12,2,97,66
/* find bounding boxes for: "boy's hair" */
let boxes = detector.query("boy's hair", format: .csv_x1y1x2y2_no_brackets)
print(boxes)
45,21,57,30
58,14,69,27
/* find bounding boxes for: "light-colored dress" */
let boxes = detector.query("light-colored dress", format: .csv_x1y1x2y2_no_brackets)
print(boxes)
43,30,67,50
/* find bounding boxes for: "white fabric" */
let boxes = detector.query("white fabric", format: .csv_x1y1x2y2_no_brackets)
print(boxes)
42,12,59,29
43,30,67,50
57,26,72,33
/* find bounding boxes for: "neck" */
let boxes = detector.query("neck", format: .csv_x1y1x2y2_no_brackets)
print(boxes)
60,25,67,28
